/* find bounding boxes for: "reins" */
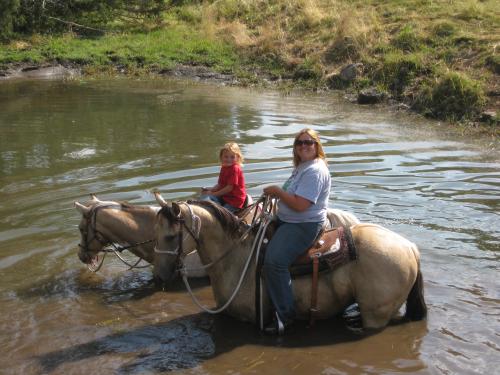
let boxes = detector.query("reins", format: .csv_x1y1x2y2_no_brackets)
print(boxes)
163,196,277,315
79,203,153,272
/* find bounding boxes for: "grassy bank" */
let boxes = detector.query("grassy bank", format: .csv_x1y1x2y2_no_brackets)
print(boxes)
1,0,498,127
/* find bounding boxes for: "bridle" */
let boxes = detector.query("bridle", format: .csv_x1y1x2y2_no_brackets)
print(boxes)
79,203,153,271
154,197,277,316
78,204,121,254
154,202,201,258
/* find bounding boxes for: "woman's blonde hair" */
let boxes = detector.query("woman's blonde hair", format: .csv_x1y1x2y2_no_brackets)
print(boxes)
292,128,326,167
219,142,244,164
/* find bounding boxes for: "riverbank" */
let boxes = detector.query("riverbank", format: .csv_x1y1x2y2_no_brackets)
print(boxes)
1,0,498,131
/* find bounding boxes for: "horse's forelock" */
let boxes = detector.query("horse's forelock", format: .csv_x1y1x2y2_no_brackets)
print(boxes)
157,205,179,224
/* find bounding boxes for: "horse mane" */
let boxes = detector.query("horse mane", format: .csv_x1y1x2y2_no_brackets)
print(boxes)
158,200,242,239
120,202,155,213
191,200,242,236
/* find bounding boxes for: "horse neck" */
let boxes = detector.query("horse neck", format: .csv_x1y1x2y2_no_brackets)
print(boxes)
97,205,156,245
194,207,257,312
190,205,242,264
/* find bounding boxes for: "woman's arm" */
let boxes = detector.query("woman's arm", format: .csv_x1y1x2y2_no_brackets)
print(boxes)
263,185,311,212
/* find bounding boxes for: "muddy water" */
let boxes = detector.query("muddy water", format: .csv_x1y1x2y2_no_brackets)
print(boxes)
0,78,498,374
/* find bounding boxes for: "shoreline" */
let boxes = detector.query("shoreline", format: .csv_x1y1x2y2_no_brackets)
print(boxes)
1,61,498,138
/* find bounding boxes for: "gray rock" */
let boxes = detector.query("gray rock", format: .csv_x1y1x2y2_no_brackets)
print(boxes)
357,87,387,104
0,65,79,80
480,110,497,122
339,63,363,82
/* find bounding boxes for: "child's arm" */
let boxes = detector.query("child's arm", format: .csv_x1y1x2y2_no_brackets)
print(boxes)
211,184,233,197
202,184,220,193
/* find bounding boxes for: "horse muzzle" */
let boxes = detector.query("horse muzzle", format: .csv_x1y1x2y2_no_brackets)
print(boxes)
78,246,95,264
152,264,178,290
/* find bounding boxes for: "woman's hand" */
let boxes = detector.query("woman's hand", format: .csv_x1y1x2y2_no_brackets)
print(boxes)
263,185,282,198
264,185,311,212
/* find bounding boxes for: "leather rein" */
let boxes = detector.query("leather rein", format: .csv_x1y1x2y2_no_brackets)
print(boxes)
79,204,153,270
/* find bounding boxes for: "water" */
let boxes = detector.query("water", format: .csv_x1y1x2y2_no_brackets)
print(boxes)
0,77,498,374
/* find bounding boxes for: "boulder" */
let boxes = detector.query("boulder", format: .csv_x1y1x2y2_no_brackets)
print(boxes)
357,87,387,104
339,63,363,82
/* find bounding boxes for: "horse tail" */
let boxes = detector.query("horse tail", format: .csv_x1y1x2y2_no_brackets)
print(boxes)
405,263,427,321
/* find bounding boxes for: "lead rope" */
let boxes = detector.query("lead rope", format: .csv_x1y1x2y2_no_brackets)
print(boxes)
87,244,153,272
181,196,276,315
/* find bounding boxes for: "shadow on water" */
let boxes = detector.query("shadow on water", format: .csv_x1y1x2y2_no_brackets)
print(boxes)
35,313,428,374
12,267,210,304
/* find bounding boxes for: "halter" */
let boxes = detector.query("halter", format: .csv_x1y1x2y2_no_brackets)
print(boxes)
154,202,201,258
155,196,277,315
79,203,153,271
78,203,122,253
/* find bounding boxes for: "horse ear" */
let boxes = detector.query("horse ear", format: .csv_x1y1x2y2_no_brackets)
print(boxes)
75,201,90,216
154,191,168,207
90,194,100,202
172,202,182,218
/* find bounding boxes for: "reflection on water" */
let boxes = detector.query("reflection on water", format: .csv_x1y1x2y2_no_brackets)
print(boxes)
0,78,499,374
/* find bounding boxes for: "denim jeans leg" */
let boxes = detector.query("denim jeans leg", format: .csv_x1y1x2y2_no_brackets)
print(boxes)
222,203,238,213
263,221,323,323
200,194,223,205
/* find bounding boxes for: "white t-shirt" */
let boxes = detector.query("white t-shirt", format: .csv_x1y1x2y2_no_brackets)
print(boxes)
277,158,331,223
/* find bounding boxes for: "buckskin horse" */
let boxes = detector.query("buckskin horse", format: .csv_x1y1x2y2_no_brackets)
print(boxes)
152,192,426,331
74,195,205,276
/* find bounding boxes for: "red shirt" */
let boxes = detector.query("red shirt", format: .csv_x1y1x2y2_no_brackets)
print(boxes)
218,164,246,208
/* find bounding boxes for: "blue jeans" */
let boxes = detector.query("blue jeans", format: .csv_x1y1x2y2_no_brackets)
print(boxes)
200,194,238,213
263,220,324,323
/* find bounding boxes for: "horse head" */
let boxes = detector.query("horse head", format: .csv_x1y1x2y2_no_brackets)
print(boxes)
74,194,118,264
153,193,197,289
153,191,243,289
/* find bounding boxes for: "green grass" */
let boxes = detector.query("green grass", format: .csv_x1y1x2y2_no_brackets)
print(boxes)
0,25,238,72
1,0,498,125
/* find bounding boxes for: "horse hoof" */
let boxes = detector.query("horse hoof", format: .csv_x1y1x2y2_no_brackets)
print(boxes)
343,303,363,333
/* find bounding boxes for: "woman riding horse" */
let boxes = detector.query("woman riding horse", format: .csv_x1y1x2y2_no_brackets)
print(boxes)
262,128,331,335
152,193,426,333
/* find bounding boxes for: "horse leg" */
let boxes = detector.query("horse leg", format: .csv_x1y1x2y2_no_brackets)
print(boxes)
358,302,398,329
342,303,363,333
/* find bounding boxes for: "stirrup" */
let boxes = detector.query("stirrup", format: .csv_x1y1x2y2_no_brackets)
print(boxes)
275,312,285,335
263,311,286,335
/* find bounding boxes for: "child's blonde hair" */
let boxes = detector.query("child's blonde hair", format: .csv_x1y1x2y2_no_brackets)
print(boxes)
219,142,244,165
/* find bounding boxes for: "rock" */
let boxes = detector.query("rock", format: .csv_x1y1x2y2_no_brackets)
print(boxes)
339,63,363,82
480,110,497,122
0,64,79,80
158,64,236,84
325,73,343,89
325,63,363,89
357,87,387,104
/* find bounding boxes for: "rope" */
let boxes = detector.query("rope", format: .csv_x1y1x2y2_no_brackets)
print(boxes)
181,195,276,315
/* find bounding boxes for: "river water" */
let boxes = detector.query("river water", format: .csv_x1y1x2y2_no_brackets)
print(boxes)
0,77,498,375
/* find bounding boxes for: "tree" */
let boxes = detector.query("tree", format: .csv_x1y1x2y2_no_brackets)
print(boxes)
0,0,20,40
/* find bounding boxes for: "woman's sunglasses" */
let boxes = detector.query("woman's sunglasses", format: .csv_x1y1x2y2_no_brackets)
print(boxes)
294,139,317,146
